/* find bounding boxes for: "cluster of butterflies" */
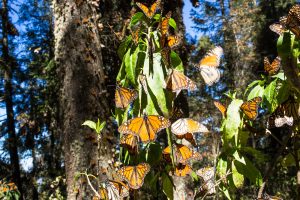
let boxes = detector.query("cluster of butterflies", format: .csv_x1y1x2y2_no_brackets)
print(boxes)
269,4,300,37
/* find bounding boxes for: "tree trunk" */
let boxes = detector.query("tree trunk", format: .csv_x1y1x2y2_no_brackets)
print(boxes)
1,0,22,197
52,1,114,199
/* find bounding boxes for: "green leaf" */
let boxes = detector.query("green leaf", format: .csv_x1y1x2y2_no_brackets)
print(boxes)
264,79,278,112
217,157,228,179
190,171,198,181
240,147,267,164
118,36,132,59
162,172,173,200
130,12,144,27
170,51,183,71
82,120,96,131
277,81,290,104
124,46,139,86
169,18,177,30
277,32,294,58
271,72,285,80
142,142,162,166
282,153,296,167
231,160,244,188
142,52,172,115
96,121,106,134
233,152,262,186
220,185,232,200
244,80,262,97
223,99,243,140
247,84,264,100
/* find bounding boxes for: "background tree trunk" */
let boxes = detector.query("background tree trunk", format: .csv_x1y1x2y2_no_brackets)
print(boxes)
52,1,114,199
1,0,22,197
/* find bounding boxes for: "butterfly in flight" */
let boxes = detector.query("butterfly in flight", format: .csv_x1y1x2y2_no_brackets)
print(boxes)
213,101,227,118
240,97,262,120
171,118,209,135
120,134,138,154
165,69,197,94
117,163,150,189
267,96,300,128
115,85,138,109
163,143,201,164
197,46,223,86
118,114,170,143
264,56,281,76
136,0,161,19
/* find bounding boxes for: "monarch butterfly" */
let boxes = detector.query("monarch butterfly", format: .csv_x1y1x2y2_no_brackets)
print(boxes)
115,86,138,109
120,134,138,154
165,69,197,93
138,74,148,94
240,97,262,120
131,28,140,45
174,163,192,177
171,118,209,135
117,163,150,189
267,96,300,128
285,5,300,37
197,46,223,86
136,0,161,19
161,48,171,67
175,132,196,146
163,143,201,163
213,101,227,118
170,106,184,122
264,56,281,76
100,180,130,200
269,23,285,36
118,114,170,143
196,167,216,195
161,11,172,36
167,35,180,48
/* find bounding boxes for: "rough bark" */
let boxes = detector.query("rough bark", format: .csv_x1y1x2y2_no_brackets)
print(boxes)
1,0,22,196
52,0,114,199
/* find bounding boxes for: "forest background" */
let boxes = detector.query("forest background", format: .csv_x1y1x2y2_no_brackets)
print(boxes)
0,0,300,199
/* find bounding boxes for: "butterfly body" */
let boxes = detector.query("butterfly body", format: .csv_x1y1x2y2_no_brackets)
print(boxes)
115,86,138,109
117,163,150,189
118,115,170,143
240,97,262,120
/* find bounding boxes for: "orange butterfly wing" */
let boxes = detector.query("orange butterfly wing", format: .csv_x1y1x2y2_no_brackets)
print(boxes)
108,180,130,198
117,163,150,189
115,86,138,109
167,35,180,48
120,134,138,154
174,163,192,177
213,101,227,118
199,46,223,68
118,115,170,143
175,132,196,146
136,0,160,19
171,118,209,135
161,11,172,36
286,5,300,37
264,56,280,75
163,144,198,163
131,28,140,45
269,23,285,36
165,69,197,92
240,97,262,120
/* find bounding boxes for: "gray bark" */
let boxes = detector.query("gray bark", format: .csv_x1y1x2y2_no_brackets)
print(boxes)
52,1,113,199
